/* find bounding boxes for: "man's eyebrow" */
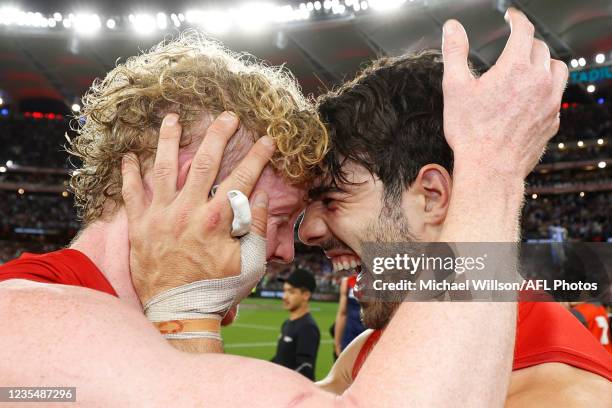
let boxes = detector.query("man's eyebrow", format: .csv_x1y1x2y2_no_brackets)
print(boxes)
307,185,344,200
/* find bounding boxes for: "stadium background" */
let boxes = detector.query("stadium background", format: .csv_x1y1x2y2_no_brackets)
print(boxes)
0,0,610,380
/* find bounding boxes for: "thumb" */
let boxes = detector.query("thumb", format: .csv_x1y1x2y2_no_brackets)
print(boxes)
250,192,268,238
442,19,474,86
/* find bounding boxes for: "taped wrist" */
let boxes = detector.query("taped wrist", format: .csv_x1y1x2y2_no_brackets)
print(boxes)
154,318,222,341
144,232,267,320
144,188,267,322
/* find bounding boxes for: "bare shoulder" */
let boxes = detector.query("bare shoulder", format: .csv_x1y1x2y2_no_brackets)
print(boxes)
0,279,173,406
507,362,612,408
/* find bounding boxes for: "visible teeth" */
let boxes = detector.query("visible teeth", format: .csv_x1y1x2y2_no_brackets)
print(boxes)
342,261,350,270
333,262,339,272
350,260,357,268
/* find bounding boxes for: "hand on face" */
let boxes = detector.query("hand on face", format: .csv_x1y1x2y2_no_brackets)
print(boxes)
441,8,568,181
121,112,274,306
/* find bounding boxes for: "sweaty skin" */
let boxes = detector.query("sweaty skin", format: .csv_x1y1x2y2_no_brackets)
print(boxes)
318,330,612,407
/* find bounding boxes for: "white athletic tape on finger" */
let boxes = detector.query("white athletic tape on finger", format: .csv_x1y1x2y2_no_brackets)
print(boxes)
227,190,251,237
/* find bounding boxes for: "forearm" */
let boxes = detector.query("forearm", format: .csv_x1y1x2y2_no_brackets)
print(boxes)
442,163,525,243
168,338,223,353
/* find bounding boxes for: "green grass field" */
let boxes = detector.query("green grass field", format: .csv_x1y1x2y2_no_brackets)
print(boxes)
222,297,338,381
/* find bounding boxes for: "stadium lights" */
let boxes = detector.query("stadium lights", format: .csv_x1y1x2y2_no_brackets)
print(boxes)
6,160,13,167
578,57,586,67
18,188,25,195
62,191,69,197
200,11,232,34
531,193,537,199
579,192,585,197
577,140,584,147
0,97,3,105
369,0,406,11
598,161,607,169
597,139,604,145
170,13,181,27
132,14,156,35
0,1,382,34
595,53,605,64
73,13,101,35
71,103,81,112
235,3,277,33
569,59,578,68
0,166,6,173
557,142,565,150
586,84,596,93
156,12,167,30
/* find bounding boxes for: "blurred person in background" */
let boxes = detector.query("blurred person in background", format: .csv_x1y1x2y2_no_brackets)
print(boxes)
334,272,366,357
272,268,321,380
570,301,612,354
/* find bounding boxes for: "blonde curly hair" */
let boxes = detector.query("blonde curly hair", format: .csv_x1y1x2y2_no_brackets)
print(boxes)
68,31,328,225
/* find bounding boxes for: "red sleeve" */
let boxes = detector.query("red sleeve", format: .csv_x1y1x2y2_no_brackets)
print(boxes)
0,249,118,297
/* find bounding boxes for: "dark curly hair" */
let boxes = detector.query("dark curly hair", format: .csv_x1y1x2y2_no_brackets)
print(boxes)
316,50,455,206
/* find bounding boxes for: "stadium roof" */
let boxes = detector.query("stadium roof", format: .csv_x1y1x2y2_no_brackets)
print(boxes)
0,0,610,112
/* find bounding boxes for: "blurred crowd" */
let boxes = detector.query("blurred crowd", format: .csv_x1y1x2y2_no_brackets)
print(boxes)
0,116,75,168
522,192,612,242
554,103,611,143
0,104,611,286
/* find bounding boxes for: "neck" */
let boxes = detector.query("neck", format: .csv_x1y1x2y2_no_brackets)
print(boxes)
69,209,142,311
290,303,309,320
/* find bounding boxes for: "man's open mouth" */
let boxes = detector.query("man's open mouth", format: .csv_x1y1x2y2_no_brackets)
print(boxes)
331,254,364,298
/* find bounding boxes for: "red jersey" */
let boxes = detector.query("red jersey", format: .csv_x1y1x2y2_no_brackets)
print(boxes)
0,249,118,297
352,302,612,381
571,302,612,354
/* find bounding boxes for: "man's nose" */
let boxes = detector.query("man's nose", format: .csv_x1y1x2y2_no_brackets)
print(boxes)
298,205,328,247
270,236,295,264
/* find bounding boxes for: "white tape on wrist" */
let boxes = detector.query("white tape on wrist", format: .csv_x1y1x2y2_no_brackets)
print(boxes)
162,331,223,341
144,189,267,322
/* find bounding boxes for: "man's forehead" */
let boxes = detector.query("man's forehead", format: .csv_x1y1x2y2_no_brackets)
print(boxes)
307,160,373,198
254,168,306,211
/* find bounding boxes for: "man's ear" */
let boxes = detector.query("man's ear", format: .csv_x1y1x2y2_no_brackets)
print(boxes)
414,164,452,226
